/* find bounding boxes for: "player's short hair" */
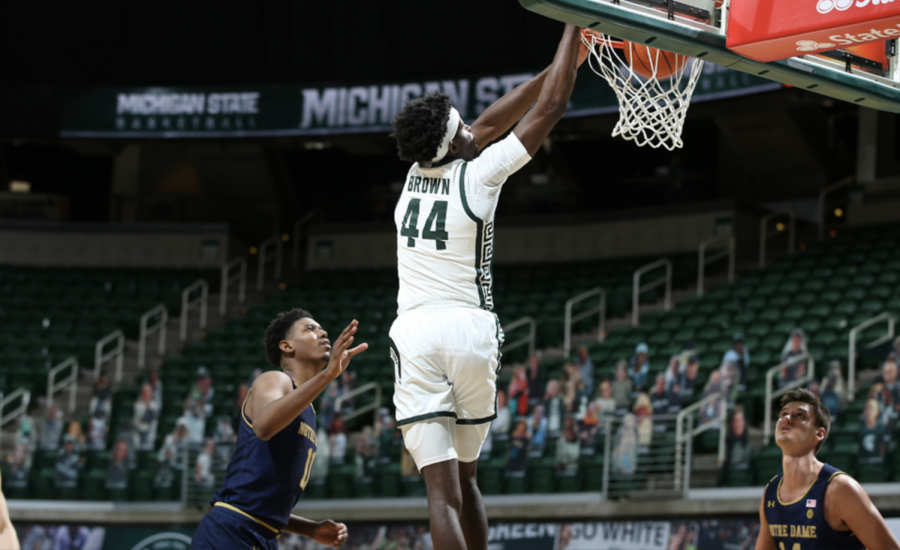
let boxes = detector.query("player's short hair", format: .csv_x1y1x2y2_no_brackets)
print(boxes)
264,308,313,369
391,92,452,164
780,388,830,454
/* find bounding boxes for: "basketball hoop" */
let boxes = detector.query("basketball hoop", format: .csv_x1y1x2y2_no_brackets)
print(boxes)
582,31,704,150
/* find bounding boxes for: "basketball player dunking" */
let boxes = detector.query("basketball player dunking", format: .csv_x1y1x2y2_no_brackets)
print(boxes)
387,24,591,550
756,388,898,550
191,310,366,550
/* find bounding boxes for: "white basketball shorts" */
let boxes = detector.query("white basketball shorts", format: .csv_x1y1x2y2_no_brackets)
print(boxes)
389,305,504,467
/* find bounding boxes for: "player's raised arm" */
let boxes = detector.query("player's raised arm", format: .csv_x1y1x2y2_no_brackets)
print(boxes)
249,321,367,441
755,486,776,550
470,34,590,149
828,474,900,550
512,23,582,157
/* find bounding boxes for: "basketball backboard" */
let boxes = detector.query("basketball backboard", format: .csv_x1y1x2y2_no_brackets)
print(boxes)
520,0,900,112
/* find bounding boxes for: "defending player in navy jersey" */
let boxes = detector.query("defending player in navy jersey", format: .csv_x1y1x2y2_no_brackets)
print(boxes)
756,388,898,550
191,309,367,550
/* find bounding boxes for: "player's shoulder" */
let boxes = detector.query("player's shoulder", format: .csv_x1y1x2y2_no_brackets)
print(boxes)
825,469,864,497
252,370,294,391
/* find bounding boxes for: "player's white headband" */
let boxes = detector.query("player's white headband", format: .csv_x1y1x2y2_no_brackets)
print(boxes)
431,107,461,163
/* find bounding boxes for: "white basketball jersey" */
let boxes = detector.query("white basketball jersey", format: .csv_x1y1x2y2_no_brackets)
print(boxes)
395,134,531,314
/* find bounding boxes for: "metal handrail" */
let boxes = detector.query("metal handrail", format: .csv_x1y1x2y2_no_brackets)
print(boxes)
292,210,318,268
47,357,79,414
180,279,209,342
500,316,536,358
697,234,735,297
763,353,815,445
219,257,247,316
632,259,672,326
257,235,283,290
0,389,31,453
601,412,683,497
138,304,168,369
674,391,726,491
181,433,190,508
683,415,694,497
848,312,895,400
94,329,125,382
818,175,854,240
601,416,612,500
563,288,606,359
333,381,383,423
759,208,795,267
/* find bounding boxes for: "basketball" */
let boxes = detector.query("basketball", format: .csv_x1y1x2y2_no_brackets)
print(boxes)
622,40,688,79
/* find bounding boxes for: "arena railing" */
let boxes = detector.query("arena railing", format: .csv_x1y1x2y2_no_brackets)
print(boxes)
219,257,247,316
180,279,209,342
138,304,168,369
334,381,383,424
848,312,895,400
563,288,606,359
94,329,124,382
673,391,726,495
602,413,682,499
501,316,536,358
0,389,30,453
47,357,78,414
763,352,815,445
696,234,735,297
632,259,672,326
759,208,795,267
184,442,225,507
292,210,318,268
181,441,191,508
257,235,283,291
818,175,854,240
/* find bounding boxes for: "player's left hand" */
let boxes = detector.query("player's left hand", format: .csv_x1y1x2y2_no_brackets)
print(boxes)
324,320,368,380
311,519,348,547
578,29,601,67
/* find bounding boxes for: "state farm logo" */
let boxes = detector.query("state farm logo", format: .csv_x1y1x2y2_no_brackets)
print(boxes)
796,39,836,51
817,0,895,14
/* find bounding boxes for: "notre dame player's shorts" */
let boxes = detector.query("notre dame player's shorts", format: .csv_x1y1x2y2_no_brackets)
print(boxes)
191,504,279,550
389,305,504,466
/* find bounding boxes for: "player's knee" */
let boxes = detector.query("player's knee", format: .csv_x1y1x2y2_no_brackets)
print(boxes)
429,478,464,511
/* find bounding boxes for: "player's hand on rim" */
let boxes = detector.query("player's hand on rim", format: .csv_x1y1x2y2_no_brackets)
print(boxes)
578,29,602,67
324,320,368,379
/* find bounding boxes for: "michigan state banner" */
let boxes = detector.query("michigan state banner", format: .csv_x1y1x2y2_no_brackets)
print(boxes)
60,64,779,138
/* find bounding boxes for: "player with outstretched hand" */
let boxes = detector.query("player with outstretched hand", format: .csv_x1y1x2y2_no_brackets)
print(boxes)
755,388,899,550
387,23,592,550
191,311,367,550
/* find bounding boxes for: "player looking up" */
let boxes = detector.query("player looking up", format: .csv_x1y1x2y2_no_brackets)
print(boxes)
755,388,898,550
191,310,367,550
388,23,590,550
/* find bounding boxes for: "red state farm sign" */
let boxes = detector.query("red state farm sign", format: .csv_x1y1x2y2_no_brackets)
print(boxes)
726,0,900,63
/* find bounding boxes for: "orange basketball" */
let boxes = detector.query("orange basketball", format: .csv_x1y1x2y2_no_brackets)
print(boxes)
622,40,688,79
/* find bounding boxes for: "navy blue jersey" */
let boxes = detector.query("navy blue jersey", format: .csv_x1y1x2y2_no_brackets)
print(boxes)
764,463,864,550
211,382,317,532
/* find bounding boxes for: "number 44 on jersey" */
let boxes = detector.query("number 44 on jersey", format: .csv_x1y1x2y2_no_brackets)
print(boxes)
400,199,449,250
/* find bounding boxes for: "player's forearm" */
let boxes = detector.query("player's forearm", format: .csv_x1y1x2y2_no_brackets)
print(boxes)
0,527,18,550
513,24,582,156
253,371,333,440
471,69,548,146
284,514,317,537
0,495,18,550
536,24,581,117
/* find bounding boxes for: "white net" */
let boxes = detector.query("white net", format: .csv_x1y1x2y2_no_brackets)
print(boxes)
582,32,704,150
